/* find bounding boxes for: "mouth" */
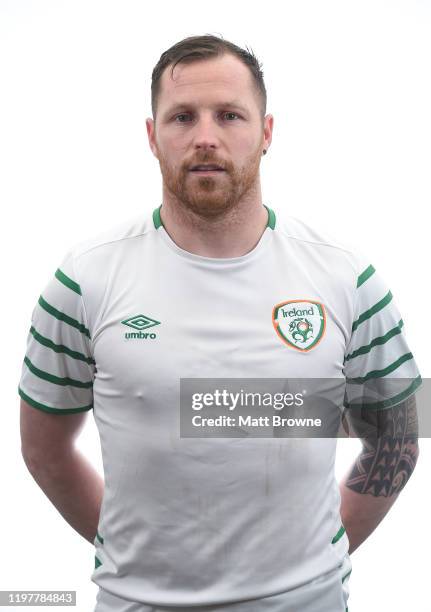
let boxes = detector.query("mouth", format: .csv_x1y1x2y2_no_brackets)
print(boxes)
189,169,225,175
189,164,226,175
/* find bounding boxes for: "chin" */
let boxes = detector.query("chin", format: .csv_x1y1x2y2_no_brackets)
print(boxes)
183,198,237,219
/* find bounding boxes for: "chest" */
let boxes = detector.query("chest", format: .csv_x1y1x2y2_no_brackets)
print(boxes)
89,259,352,393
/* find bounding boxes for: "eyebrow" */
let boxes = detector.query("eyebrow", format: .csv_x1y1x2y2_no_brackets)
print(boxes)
162,101,248,118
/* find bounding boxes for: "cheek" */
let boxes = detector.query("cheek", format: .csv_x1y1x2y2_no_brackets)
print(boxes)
157,145,180,169
237,137,261,158
156,131,181,154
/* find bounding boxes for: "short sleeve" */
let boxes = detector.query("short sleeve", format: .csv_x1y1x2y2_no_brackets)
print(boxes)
343,253,422,411
18,249,96,414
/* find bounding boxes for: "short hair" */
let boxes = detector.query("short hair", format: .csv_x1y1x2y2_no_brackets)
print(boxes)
151,33,267,122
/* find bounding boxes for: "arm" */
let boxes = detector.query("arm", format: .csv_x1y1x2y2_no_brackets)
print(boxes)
20,399,104,544
339,394,419,554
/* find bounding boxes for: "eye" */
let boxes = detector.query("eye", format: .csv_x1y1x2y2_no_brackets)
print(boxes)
174,113,191,123
224,112,240,121
174,112,240,123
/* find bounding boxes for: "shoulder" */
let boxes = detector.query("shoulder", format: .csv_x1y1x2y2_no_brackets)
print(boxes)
69,211,155,262
54,210,157,297
273,210,371,282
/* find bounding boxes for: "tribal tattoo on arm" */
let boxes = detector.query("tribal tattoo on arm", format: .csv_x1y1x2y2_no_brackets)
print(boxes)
343,394,419,497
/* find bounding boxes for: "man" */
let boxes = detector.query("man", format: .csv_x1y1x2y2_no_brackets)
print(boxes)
19,34,422,612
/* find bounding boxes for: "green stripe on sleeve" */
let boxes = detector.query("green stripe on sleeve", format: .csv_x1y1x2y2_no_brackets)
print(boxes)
96,531,104,544
55,268,82,295
30,326,96,365
95,556,102,569
38,295,91,338
346,352,413,384
331,525,346,544
18,386,93,414
24,356,93,388
345,320,404,362
351,291,393,333
357,264,375,288
345,374,422,410
342,569,352,583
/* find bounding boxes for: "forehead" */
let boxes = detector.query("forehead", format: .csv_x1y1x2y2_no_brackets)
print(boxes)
158,54,254,106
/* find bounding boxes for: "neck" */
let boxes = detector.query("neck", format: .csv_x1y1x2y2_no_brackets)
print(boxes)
158,196,269,259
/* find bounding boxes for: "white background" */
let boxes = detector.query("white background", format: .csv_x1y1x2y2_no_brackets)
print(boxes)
1,1,430,610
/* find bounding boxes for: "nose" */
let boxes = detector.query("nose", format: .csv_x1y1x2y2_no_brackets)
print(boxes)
192,114,221,152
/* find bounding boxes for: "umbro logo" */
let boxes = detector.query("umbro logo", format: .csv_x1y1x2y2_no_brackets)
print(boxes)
121,314,160,340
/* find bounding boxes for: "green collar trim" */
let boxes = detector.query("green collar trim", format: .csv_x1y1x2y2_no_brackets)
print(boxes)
152,205,163,229
152,204,276,230
264,205,276,229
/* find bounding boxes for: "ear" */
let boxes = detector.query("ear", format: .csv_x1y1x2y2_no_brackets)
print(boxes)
263,114,274,153
146,117,159,160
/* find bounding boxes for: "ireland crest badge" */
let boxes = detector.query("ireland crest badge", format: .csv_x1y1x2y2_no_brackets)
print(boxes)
272,300,326,351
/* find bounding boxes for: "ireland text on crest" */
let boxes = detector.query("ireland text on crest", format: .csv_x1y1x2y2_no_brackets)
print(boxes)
272,300,326,351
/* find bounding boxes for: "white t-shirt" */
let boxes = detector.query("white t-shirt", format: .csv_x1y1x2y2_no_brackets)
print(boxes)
18,205,422,607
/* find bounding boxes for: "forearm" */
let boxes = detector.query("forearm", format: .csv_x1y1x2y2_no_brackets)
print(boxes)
339,402,419,553
339,469,400,554
340,440,419,554
23,448,104,544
